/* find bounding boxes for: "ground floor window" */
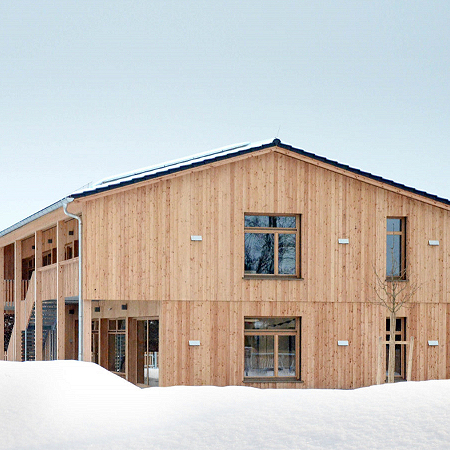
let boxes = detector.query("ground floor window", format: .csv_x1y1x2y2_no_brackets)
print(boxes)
244,317,300,379
108,319,126,375
386,317,406,380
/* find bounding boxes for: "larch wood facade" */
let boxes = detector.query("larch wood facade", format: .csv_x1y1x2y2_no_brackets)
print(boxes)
2,140,450,389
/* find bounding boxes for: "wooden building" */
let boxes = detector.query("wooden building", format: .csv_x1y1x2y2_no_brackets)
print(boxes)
1,139,450,389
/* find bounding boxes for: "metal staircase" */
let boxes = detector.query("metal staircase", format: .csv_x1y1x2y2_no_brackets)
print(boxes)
21,300,57,361
4,313,14,352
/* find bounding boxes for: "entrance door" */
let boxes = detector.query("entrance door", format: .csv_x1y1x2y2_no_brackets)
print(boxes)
136,319,159,386
386,317,406,380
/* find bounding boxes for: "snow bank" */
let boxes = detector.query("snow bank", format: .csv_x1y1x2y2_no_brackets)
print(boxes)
0,361,449,449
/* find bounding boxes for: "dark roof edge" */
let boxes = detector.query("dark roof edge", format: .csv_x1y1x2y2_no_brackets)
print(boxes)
275,140,450,206
71,138,450,207
0,200,64,238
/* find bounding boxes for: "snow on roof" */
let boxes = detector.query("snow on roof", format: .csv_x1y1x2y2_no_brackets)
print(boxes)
70,138,450,209
1,138,449,238
71,139,275,198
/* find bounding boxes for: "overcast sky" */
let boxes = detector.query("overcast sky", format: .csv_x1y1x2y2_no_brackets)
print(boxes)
1,1,449,231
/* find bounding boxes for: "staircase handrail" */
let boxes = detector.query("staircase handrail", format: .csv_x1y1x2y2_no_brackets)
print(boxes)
6,272,36,360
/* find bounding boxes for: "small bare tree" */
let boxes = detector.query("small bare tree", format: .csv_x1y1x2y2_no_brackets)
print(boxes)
372,247,421,383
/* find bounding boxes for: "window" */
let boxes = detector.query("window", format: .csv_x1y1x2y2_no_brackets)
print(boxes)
244,317,300,379
386,218,406,279
65,244,73,260
244,215,299,277
42,251,52,267
108,319,126,375
22,256,35,280
386,317,406,380
42,248,57,266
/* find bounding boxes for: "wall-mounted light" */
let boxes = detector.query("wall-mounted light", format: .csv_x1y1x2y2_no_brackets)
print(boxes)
428,240,439,246
189,340,200,346
428,340,439,346
338,340,349,346
191,235,202,241
338,239,349,244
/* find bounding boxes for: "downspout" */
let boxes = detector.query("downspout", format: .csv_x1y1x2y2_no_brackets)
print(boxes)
62,197,83,361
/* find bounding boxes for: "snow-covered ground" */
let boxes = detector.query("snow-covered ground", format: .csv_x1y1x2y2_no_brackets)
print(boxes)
1,361,449,449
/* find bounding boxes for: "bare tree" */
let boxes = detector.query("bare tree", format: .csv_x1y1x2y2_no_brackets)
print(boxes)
372,248,421,383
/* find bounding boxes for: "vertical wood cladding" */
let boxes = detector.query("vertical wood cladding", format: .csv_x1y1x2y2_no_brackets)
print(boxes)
82,148,450,388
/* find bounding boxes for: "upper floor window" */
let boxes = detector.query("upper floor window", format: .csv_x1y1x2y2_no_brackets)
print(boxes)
42,248,57,267
244,214,299,277
386,217,406,279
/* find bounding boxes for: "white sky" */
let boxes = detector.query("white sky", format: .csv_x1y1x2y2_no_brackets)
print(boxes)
1,1,449,231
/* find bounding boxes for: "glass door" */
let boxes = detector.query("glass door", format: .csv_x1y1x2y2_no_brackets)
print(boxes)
137,319,159,386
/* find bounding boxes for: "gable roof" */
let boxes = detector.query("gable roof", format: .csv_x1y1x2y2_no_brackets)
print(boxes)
1,139,449,239
70,139,450,208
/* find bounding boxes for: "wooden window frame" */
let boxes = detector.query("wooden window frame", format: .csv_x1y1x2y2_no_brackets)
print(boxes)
64,243,73,261
386,217,406,280
385,317,407,380
42,251,52,267
244,214,300,278
244,317,301,381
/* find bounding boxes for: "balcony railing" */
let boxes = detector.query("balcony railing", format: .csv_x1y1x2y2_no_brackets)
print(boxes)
3,279,31,309
4,280,14,309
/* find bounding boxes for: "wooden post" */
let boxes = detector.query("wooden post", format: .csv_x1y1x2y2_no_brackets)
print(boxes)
83,297,91,362
0,247,4,360
99,318,108,370
376,336,383,385
14,240,22,361
407,336,414,381
56,220,65,360
127,317,137,384
34,231,42,361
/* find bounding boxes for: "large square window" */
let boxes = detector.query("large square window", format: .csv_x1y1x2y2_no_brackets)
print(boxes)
244,317,300,379
244,215,299,277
